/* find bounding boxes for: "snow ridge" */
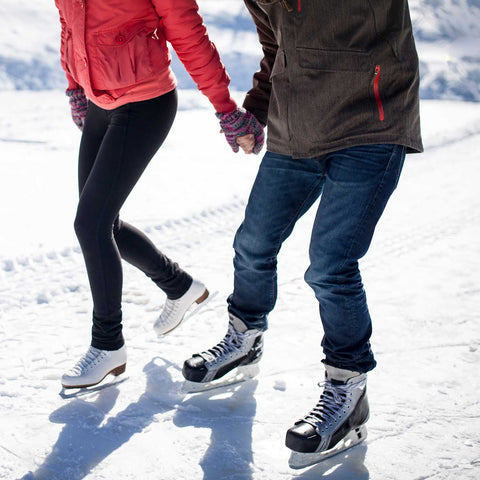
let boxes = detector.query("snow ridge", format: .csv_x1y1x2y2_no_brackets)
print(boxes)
0,199,247,312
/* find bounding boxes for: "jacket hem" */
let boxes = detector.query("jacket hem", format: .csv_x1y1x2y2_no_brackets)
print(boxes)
266,134,424,159
86,82,178,110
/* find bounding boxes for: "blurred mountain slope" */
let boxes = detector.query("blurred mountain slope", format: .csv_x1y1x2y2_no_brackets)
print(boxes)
0,0,478,101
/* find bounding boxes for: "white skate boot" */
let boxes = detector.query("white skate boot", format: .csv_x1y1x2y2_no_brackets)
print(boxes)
61,345,127,389
154,279,209,336
182,314,263,392
286,365,369,469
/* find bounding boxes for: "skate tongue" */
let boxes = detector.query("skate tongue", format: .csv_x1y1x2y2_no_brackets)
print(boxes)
325,365,363,384
228,313,249,333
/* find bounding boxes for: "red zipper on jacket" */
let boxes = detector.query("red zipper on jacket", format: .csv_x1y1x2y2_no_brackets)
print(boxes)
298,0,301,12
373,65,385,122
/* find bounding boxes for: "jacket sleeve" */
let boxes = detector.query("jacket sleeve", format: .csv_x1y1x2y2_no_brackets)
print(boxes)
242,0,278,126
153,0,236,113
55,3,80,91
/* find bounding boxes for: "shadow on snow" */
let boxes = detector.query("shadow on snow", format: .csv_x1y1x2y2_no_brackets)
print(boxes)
19,357,258,480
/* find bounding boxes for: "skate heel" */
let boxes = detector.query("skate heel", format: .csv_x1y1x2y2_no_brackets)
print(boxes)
237,363,260,379
111,364,126,376
182,363,260,394
288,424,368,469
195,288,209,304
354,424,367,442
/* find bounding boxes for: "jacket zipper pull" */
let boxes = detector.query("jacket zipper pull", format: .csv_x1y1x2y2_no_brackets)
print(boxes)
373,65,385,122
282,0,293,12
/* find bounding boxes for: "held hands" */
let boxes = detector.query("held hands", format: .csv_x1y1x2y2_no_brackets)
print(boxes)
216,107,264,155
66,88,88,131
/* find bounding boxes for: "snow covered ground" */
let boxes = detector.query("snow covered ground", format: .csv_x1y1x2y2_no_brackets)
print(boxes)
1,0,480,478
0,90,479,479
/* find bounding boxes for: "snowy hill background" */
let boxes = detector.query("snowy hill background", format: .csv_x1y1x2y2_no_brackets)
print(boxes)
0,0,479,101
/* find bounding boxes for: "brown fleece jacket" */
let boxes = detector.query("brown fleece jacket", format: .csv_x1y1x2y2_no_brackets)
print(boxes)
243,0,423,158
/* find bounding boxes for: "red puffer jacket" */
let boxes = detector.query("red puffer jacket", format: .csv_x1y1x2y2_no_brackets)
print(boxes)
55,0,236,113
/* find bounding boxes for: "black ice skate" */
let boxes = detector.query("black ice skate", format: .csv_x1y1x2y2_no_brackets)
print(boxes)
286,366,369,469
182,314,263,393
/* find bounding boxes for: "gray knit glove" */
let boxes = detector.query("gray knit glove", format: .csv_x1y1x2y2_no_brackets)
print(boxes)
216,107,265,154
66,88,88,131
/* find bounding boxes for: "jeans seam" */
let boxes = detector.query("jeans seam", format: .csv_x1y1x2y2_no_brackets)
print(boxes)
268,174,324,309
339,145,398,273
334,145,399,352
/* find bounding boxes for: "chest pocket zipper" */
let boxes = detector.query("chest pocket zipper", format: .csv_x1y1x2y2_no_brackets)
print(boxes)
373,65,385,122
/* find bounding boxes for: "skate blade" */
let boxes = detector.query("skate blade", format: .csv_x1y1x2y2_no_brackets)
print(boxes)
181,363,260,394
288,424,368,470
59,376,128,399
156,290,218,337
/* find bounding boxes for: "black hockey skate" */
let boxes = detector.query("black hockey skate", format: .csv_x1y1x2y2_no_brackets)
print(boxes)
286,367,369,469
182,314,263,393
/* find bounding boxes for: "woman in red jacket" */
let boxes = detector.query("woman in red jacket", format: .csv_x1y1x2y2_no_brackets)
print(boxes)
55,0,264,389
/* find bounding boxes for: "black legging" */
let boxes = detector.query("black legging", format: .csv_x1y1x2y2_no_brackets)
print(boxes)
75,89,192,350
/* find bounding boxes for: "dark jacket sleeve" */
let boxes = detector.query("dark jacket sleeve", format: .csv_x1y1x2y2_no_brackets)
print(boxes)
242,0,278,125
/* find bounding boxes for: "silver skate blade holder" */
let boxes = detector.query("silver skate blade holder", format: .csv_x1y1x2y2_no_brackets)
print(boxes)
181,364,260,394
59,377,128,399
288,424,368,469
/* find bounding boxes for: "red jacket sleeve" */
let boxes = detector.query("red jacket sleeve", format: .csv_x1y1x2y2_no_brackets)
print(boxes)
55,2,80,91
152,0,236,113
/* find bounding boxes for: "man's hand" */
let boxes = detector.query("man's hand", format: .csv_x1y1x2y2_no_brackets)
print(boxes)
236,133,255,154
216,108,264,154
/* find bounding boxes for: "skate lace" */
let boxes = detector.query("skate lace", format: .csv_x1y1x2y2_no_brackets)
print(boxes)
302,379,365,427
199,323,247,363
71,347,105,374
159,298,180,323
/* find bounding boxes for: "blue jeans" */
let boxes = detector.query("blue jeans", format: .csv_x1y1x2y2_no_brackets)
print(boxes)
228,144,406,373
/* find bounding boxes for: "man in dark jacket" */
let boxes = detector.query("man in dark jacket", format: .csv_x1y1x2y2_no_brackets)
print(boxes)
183,0,423,467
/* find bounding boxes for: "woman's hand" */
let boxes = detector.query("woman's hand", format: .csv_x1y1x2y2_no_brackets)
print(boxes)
236,134,256,154
216,108,264,155
66,89,88,131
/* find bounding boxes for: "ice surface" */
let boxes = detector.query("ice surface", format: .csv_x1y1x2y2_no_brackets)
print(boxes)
0,0,479,478
0,92,479,479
